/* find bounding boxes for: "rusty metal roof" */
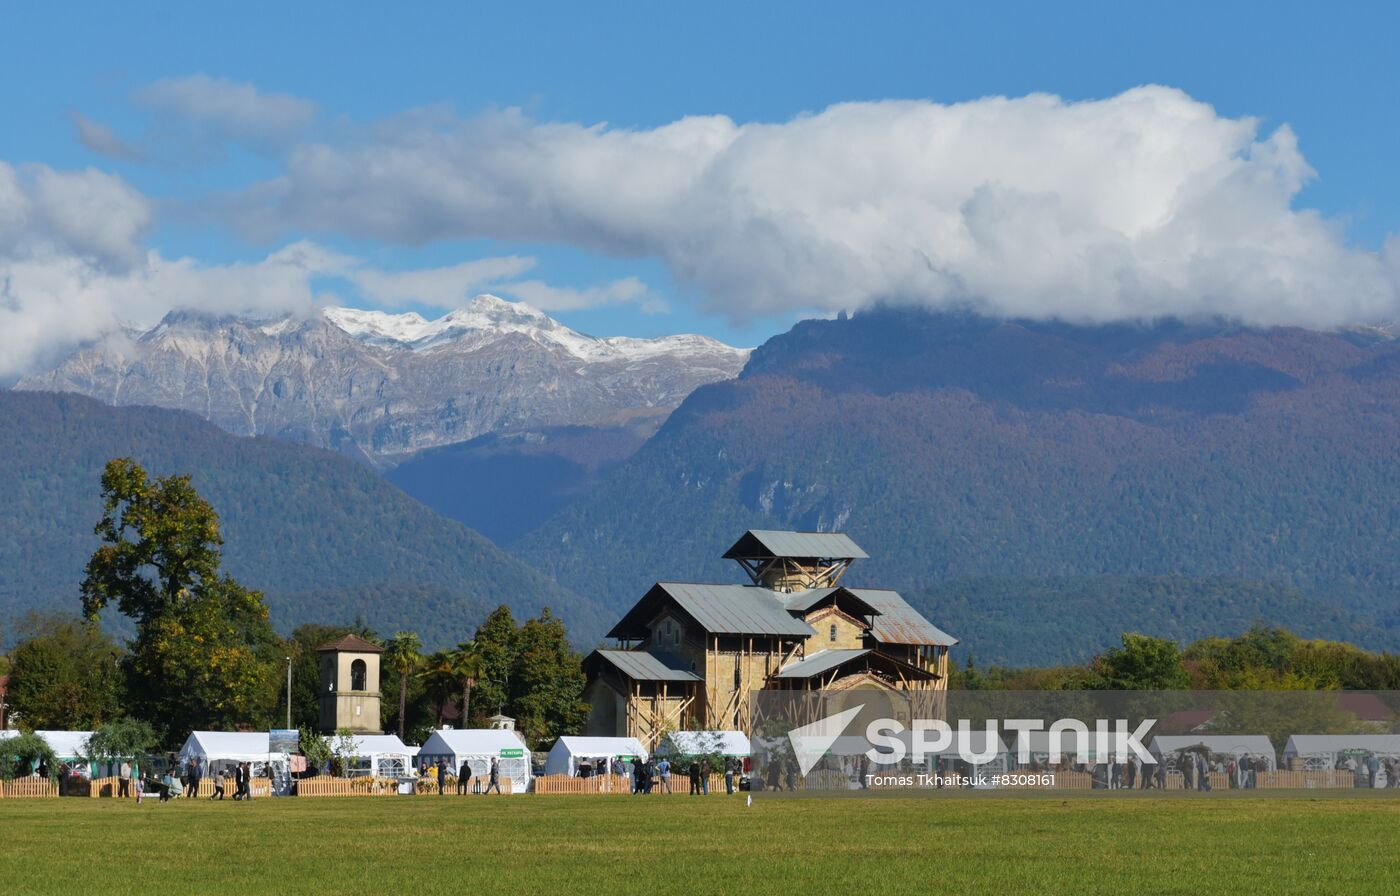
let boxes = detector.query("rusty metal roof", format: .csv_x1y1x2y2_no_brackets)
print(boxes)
722,530,869,560
589,650,702,682
849,589,958,647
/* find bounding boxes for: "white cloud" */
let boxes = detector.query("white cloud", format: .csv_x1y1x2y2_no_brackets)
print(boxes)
352,256,535,308
137,74,315,147
229,87,1400,328
496,276,660,312
70,111,143,161
0,163,654,376
0,161,151,269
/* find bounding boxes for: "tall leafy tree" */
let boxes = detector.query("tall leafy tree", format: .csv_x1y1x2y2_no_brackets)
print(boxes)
6,613,123,729
510,609,588,747
1091,633,1191,690
383,632,422,741
421,642,485,727
80,458,281,743
470,605,519,719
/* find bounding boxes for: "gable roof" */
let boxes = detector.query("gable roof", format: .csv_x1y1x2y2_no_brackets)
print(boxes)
850,589,958,646
723,530,868,561
587,649,702,682
316,633,384,653
607,583,815,639
420,728,528,757
780,587,880,620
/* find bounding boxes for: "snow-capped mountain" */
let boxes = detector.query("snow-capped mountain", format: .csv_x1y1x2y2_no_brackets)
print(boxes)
16,295,751,465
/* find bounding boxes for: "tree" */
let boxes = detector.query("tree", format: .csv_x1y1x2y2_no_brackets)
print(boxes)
299,727,331,774
331,727,358,778
3,732,58,782
510,609,588,748
383,632,422,742
6,613,123,729
84,718,158,765
80,458,282,743
470,606,519,720
1091,634,1191,690
422,642,485,727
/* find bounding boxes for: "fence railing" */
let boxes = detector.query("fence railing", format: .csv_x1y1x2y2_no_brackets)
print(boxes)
1,778,59,798
295,777,399,797
532,773,730,795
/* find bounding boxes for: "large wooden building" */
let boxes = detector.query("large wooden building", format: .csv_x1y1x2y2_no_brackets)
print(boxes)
583,530,956,747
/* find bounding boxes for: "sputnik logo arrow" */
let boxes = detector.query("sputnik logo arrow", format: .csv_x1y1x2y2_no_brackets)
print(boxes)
787,704,865,776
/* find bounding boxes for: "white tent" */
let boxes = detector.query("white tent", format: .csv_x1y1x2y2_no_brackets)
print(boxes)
1150,736,1277,770
419,729,531,794
1,729,97,777
545,736,647,777
178,731,291,791
1283,735,1400,771
36,730,94,760
341,734,412,778
655,731,750,758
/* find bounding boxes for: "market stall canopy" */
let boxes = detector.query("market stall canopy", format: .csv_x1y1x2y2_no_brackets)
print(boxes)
1150,736,1277,769
546,736,648,777
655,730,750,757
34,731,94,759
1283,734,1400,760
419,728,528,760
178,731,288,763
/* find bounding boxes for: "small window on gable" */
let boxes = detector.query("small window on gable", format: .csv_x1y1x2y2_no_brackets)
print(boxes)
674,627,681,646
829,623,838,642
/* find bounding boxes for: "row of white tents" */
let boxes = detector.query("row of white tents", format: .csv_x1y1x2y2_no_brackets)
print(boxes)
776,731,1400,774
542,731,753,777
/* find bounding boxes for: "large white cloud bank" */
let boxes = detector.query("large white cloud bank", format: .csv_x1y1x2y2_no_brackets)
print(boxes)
237,86,1400,326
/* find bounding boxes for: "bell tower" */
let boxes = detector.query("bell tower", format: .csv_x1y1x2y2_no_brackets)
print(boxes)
316,634,384,733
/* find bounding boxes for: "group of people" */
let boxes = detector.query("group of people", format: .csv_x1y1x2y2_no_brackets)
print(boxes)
1339,753,1400,788
617,755,745,795
426,756,503,795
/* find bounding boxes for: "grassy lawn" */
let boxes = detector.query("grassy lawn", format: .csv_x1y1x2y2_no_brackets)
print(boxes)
4,793,1397,895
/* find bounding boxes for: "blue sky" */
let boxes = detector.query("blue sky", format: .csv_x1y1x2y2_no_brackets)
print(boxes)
2,1,1398,357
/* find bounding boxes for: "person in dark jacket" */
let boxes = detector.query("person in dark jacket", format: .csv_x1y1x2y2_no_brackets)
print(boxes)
485,757,502,795
436,759,447,795
689,760,701,795
457,760,472,795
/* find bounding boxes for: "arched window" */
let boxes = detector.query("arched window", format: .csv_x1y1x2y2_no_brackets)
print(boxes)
351,658,367,691
829,623,837,642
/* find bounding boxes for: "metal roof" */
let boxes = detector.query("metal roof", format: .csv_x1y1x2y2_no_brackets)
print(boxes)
722,530,869,560
630,583,816,637
776,649,871,679
781,587,881,619
589,649,702,682
850,589,958,646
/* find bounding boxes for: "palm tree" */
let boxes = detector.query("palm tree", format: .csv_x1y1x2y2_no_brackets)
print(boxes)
448,640,485,726
383,632,422,742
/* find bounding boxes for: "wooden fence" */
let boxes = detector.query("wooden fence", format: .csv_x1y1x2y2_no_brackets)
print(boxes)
0,778,59,798
532,773,729,795
295,777,399,797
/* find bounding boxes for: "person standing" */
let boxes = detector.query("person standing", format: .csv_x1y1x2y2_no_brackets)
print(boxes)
657,757,672,794
457,760,472,795
485,757,502,795
118,761,132,799
435,758,447,795
133,762,144,804
211,767,226,800
724,757,735,795
188,757,203,798
688,759,701,795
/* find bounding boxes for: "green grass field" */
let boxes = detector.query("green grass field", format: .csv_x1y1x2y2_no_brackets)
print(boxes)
4,793,1397,895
